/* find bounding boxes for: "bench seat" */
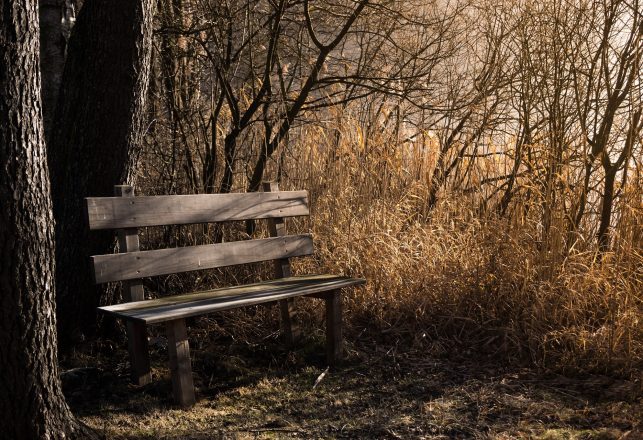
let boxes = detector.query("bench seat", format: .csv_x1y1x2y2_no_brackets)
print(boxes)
99,274,365,325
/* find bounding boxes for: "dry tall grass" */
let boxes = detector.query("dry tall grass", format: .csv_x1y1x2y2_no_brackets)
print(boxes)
246,121,642,378
137,112,642,379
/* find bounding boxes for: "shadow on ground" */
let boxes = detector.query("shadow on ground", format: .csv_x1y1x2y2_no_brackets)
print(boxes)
63,323,641,439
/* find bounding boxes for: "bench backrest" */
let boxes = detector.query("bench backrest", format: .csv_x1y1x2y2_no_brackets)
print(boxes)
86,183,310,288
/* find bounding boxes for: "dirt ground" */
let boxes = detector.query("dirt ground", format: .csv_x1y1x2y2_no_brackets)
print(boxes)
64,323,642,439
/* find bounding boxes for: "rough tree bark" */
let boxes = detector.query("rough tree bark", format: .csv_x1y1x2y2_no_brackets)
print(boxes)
0,0,87,436
48,0,156,346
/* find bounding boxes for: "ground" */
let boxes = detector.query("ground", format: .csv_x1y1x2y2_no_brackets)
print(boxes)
63,320,642,439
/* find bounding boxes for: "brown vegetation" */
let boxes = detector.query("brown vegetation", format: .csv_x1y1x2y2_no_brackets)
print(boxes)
132,114,642,378
125,0,643,378
289,125,642,377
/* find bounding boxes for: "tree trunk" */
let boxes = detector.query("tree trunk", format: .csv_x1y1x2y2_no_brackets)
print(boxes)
597,167,617,253
566,158,593,251
48,0,156,346
219,130,239,193
0,0,86,436
39,0,74,142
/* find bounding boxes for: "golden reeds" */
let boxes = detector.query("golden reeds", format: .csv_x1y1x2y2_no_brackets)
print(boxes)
272,117,643,377
137,107,642,378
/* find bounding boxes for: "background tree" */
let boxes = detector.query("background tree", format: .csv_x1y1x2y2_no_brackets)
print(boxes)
568,0,642,252
148,0,459,197
48,0,156,344
39,0,75,142
138,0,643,264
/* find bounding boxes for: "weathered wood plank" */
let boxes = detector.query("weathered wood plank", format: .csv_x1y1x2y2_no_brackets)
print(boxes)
325,291,343,368
92,234,314,284
263,182,297,345
98,275,365,324
86,191,309,230
114,185,151,386
166,319,195,407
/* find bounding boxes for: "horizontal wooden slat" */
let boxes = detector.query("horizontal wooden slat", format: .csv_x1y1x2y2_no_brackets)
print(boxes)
92,235,313,284
86,191,309,230
98,274,366,324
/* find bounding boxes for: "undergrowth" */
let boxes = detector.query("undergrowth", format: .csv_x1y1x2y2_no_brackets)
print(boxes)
135,119,642,378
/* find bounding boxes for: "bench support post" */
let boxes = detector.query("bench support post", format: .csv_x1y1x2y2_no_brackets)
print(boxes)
126,321,151,385
263,182,299,345
166,318,196,407
115,185,152,386
279,298,296,345
325,290,343,368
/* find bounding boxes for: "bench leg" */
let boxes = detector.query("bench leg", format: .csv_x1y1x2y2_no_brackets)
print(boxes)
126,321,152,386
166,319,196,407
279,298,299,345
325,291,343,368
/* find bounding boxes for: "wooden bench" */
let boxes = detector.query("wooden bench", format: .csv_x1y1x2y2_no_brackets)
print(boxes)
86,183,365,407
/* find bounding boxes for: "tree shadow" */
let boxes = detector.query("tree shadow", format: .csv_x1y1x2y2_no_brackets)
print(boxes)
64,332,641,439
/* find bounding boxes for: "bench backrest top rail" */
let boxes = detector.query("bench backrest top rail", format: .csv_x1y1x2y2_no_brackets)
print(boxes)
86,191,309,230
92,234,313,284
